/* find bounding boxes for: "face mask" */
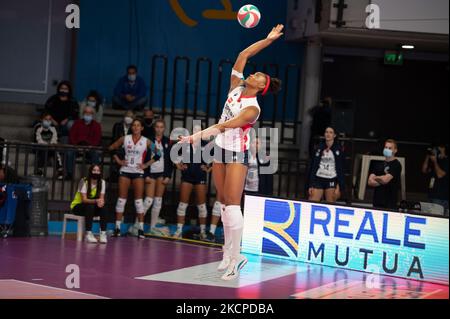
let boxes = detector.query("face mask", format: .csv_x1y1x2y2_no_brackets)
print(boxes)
144,118,153,125
124,117,133,125
128,74,136,82
383,148,393,158
42,120,52,128
91,173,101,180
83,115,93,123
87,100,96,108
59,90,69,97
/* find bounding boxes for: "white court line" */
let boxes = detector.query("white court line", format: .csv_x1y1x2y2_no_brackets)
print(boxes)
0,279,109,299
420,289,443,299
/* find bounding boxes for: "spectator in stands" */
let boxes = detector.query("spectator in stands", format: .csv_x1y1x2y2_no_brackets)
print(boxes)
422,142,449,216
368,139,402,210
70,164,108,244
112,65,148,110
309,97,332,157
34,112,63,179
44,81,79,144
112,110,134,142
79,90,104,123
66,106,102,180
142,108,155,139
307,127,345,203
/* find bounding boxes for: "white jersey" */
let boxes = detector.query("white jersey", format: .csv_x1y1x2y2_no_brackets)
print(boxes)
316,149,337,179
215,85,261,152
150,139,164,173
120,135,148,174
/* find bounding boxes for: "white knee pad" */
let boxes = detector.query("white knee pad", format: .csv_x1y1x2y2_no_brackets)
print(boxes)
177,202,188,217
115,198,127,213
135,199,145,215
197,203,208,218
224,205,244,230
212,201,222,217
144,197,154,213
153,197,162,210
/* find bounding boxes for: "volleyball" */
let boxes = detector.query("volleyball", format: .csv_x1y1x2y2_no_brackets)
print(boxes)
237,4,261,28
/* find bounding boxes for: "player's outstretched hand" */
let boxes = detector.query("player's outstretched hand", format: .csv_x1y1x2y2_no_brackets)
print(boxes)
267,24,284,42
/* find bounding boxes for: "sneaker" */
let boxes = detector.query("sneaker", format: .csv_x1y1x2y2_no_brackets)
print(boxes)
172,229,183,239
85,232,98,243
157,217,166,225
146,226,170,237
137,229,145,239
217,254,231,271
201,232,216,242
112,228,121,237
221,255,248,281
128,224,139,237
99,232,108,244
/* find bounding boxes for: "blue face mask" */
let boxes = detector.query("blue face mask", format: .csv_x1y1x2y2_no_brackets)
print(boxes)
128,74,136,82
83,115,93,123
42,120,52,128
383,148,393,158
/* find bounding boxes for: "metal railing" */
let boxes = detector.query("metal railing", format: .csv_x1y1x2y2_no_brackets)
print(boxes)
149,54,303,145
1,141,309,217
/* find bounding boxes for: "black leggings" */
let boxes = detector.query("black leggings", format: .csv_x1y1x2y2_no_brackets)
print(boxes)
72,203,107,231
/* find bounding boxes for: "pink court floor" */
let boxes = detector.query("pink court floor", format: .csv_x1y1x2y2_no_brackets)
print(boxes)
0,236,448,299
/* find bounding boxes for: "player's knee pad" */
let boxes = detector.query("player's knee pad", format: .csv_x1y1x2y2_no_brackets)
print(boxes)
177,202,188,217
212,201,222,217
224,205,244,230
115,198,127,213
143,197,154,212
134,199,145,215
152,197,162,210
197,203,208,218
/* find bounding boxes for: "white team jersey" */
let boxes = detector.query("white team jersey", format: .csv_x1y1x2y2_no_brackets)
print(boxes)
150,139,164,173
215,85,261,152
120,135,148,174
316,149,337,179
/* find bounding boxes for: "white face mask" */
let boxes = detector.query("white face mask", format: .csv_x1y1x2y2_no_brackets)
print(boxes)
87,100,96,108
124,117,133,125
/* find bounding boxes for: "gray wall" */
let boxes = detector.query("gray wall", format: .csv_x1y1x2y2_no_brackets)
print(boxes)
0,0,74,105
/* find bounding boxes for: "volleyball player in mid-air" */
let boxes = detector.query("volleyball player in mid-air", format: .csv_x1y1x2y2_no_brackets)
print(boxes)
179,24,284,280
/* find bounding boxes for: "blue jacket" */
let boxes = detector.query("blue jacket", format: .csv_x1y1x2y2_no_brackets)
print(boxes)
307,141,345,191
113,75,147,100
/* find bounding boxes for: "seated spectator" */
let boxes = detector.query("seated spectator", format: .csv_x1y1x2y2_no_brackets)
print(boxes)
44,81,79,144
422,142,449,216
34,112,63,179
112,65,148,110
368,139,402,210
66,106,102,180
142,108,155,139
112,110,134,142
79,90,104,123
70,164,108,243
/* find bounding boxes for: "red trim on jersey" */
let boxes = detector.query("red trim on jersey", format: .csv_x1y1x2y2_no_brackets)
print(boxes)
240,123,253,152
142,149,147,165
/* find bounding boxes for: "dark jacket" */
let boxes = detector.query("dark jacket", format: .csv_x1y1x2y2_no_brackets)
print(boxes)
307,141,345,191
146,135,174,178
112,122,132,143
113,75,147,100
44,95,79,123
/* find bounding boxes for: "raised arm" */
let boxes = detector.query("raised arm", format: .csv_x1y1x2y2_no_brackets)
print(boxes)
230,24,284,91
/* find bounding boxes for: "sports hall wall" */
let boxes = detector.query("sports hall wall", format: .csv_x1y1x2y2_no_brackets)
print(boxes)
75,0,305,120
